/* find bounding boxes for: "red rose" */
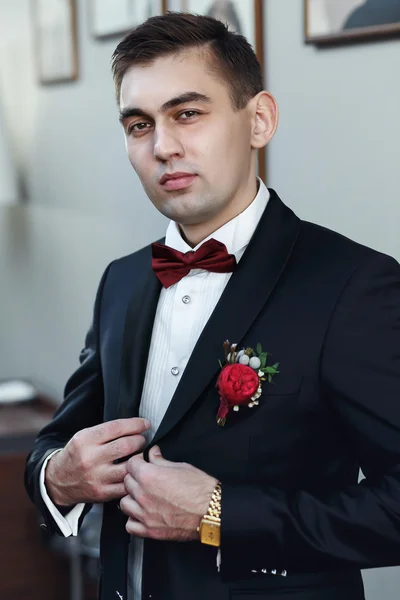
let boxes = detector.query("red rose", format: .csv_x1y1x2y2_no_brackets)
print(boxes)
216,364,259,424
217,364,259,403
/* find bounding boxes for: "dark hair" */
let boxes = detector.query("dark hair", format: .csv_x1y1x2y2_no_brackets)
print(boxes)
111,11,263,111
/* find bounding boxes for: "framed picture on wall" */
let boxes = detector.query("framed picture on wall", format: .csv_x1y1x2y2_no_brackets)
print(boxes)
166,0,267,182
305,0,400,45
32,0,79,84
91,0,167,39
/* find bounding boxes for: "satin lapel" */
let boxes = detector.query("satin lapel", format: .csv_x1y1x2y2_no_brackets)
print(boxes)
117,253,162,419
150,191,300,446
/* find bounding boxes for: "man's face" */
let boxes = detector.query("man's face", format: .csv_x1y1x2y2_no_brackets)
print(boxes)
119,50,255,226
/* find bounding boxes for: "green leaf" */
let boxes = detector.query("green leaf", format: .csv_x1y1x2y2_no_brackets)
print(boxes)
268,374,272,383
218,359,223,368
260,355,267,368
256,343,262,355
265,366,277,374
272,362,280,369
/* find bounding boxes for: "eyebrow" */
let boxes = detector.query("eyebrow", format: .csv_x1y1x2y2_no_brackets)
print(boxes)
119,91,212,123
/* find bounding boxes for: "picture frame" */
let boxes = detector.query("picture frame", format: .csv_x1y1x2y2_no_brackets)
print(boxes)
91,0,167,39
166,0,267,183
32,0,79,84
305,0,400,46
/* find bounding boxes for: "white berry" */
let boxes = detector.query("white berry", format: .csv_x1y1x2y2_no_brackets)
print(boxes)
249,357,261,369
239,354,250,365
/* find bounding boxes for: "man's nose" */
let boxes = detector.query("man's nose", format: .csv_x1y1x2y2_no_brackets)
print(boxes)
154,127,184,161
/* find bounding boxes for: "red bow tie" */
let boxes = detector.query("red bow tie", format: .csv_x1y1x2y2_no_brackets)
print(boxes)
151,238,237,288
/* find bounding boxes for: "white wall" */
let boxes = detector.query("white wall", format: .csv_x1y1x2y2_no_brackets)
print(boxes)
0,0,167,398
0,1,400,596
266,1,400,262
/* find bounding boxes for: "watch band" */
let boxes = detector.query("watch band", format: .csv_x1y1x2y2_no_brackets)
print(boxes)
197,482,222,546
206,482,222,522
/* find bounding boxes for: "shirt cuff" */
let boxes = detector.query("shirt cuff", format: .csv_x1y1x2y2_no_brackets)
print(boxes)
39,448,85,537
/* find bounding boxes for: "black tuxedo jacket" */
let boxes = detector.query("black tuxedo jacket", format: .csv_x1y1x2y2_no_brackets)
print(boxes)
25,191,400,600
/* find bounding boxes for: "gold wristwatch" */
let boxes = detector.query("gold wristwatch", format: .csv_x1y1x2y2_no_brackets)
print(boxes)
197,482,221,547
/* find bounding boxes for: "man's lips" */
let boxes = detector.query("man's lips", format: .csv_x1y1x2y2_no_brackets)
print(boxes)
159,172,197,191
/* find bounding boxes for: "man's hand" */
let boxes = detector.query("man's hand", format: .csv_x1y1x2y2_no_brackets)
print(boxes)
120,446,218,541
45,418,151,506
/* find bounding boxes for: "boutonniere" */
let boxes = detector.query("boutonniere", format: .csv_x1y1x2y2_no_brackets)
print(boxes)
216,340,279,426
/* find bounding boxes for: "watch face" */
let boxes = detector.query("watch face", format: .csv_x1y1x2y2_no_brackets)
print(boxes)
201,521,221,547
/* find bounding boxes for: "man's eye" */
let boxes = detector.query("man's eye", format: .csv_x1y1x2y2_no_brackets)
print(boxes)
179,110,200,119
128,122,150,134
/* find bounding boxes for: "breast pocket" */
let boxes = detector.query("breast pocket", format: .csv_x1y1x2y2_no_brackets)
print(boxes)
246,374,304,481
262,371,303,398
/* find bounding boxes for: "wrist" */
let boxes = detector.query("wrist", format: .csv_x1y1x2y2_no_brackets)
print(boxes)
45,451,74,507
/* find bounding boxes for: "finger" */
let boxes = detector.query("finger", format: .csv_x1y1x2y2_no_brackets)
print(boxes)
126,518,148,537
89,418,151,445
126,453,146,479
98,483,127,503
119,495,145,521
103,462,129,484
104,434,147,462
123,473,142,501
147,445,172,466
148,446,181,468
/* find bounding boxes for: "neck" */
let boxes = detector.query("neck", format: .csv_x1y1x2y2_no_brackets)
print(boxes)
179,178,259,248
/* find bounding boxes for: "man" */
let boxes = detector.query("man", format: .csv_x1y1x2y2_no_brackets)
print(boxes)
25,12,400,600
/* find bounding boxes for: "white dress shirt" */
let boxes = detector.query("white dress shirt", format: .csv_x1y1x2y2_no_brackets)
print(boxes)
40,178,270,600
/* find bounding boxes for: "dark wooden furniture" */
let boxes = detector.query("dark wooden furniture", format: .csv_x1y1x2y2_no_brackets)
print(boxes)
0,397,70,600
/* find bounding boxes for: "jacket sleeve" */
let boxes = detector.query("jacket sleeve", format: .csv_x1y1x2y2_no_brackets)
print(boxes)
24,262,113,536
220,253,400,576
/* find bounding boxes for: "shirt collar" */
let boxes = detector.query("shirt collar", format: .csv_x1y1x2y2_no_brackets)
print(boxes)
165,178,270,262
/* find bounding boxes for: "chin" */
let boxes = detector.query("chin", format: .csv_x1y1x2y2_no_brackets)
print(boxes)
174,214,205,226
157,201,210,225
162,210,201,226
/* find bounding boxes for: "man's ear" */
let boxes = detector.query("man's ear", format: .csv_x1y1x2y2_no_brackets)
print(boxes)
250,91,279,150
